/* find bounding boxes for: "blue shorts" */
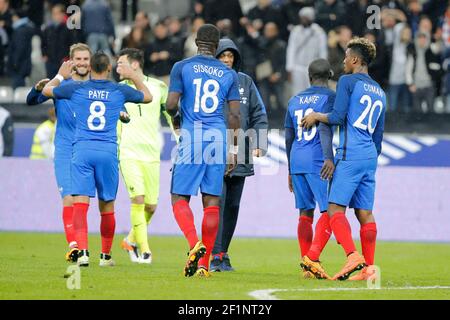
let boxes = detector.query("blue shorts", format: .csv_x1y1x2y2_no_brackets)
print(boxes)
71,142,119,202
328,158,377,210
291,173,328,212
171,141,226,196
54,155,72,198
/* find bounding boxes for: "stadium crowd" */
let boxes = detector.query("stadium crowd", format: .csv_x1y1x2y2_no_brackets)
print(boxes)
1,0,450,116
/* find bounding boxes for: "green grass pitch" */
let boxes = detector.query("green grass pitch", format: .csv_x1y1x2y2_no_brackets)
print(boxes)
1,232,449,300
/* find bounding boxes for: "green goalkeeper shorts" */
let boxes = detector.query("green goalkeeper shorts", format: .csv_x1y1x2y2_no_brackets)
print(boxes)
120,159,160,205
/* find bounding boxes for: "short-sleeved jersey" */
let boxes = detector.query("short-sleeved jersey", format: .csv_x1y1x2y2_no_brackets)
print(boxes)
118,76,168,162
285,86,335,174
53,79,76,151
53,79,144,150
329,73,386,160
169,55,240,143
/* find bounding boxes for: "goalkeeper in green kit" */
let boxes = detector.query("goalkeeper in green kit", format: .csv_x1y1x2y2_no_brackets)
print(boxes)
117,48,175,263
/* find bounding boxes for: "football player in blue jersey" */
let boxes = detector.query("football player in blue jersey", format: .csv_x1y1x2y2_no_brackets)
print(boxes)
42,52,152,267
166,24,241,278
27,44,130,264
26,44,91,263
302,38,385,281
285,59,335,280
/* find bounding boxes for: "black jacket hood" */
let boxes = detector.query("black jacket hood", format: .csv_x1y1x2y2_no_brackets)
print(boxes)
215,38,242,71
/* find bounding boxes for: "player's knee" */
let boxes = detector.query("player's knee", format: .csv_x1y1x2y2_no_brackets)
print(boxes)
145,204,156,215
62,195,73,207
131,195,145,205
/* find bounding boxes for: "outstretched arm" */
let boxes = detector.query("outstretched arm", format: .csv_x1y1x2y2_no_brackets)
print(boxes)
43,61,74,98
27,79,50,105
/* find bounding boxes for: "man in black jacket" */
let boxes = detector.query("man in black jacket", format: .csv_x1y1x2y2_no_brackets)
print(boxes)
210,38,268,272
8,9,34,89
41,4,74,78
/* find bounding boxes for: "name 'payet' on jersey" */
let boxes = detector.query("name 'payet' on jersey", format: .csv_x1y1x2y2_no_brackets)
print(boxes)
88,90,110,100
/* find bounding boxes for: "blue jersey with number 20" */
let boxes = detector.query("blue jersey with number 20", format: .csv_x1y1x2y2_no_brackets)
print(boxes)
328,73,386,160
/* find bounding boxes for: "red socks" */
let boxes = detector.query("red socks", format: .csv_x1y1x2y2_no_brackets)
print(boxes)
329,212,356,256
360,222,377,265
62,206,76,246
198,206,220,269
100,212,116,254
173,200,199,249
298,216,313,257
306,212,332,261
73,203,89,250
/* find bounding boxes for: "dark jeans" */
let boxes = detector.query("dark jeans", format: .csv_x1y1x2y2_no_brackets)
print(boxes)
413,87,435,112
388,84,411,112
121,0,139,22
258,79,286,116
212,176,246,255
46,61,60,79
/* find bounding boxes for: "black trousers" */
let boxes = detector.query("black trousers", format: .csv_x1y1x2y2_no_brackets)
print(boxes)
121,0,139,22
212,176,246,255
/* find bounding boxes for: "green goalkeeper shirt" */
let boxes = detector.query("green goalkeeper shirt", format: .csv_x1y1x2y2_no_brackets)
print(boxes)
118,76,173,163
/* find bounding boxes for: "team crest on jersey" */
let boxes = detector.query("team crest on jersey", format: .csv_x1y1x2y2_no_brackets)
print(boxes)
239,87,247,104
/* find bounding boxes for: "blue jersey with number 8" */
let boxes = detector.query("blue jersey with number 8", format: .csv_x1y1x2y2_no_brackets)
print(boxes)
328,73,386,161
53,79,144,147
169,55,240,142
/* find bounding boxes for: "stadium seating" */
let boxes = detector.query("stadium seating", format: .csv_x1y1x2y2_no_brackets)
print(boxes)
0,86,14,104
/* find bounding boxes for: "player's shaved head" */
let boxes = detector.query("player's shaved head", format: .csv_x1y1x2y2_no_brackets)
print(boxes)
196,24,220,46
91,52,111,74
308,59,333,82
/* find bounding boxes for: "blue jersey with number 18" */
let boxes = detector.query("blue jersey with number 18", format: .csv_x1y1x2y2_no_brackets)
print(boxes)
328,73,386,161
169,55,240,142
53,79,144,149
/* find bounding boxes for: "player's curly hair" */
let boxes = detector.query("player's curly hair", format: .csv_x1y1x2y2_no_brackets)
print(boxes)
347,37,377,66
196,24,220,46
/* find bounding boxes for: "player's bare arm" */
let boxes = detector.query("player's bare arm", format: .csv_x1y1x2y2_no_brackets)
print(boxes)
301,112,329,129
42,61,74,97
166,92,181,117
225,100,241,175
35,78,50,92
117,63,153,103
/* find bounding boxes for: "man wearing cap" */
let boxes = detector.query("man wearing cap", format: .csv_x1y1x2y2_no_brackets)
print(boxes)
286,7,328,95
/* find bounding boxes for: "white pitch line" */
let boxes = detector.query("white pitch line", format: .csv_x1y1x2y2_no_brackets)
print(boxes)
416,136,439,146
248,286,450,300
384,136,422,153
381,141,406,160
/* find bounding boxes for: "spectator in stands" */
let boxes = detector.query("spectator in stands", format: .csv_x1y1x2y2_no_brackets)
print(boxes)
190,0,205,19
184,16,204,57
388,23,412,112
0,0,12,76
8,9,34,89
144,21,183,85
167,16,187,45
134,11,152,42
281,0,314,36
0,105,13,157
328,25,352,85
203,0,244,37
345,0,370,36
235,19,261,80
121,0,139,22
315,0,346,33
247,0,285,39
406,31,443,113
30,107,55,160
41,4,73,79
406,0,422,36
81,0,115,56
364,30,391,89
120,26,148,51
286,7,327,95
257,22,287,115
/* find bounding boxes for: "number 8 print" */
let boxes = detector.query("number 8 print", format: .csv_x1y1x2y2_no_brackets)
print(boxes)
87,101,106,130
